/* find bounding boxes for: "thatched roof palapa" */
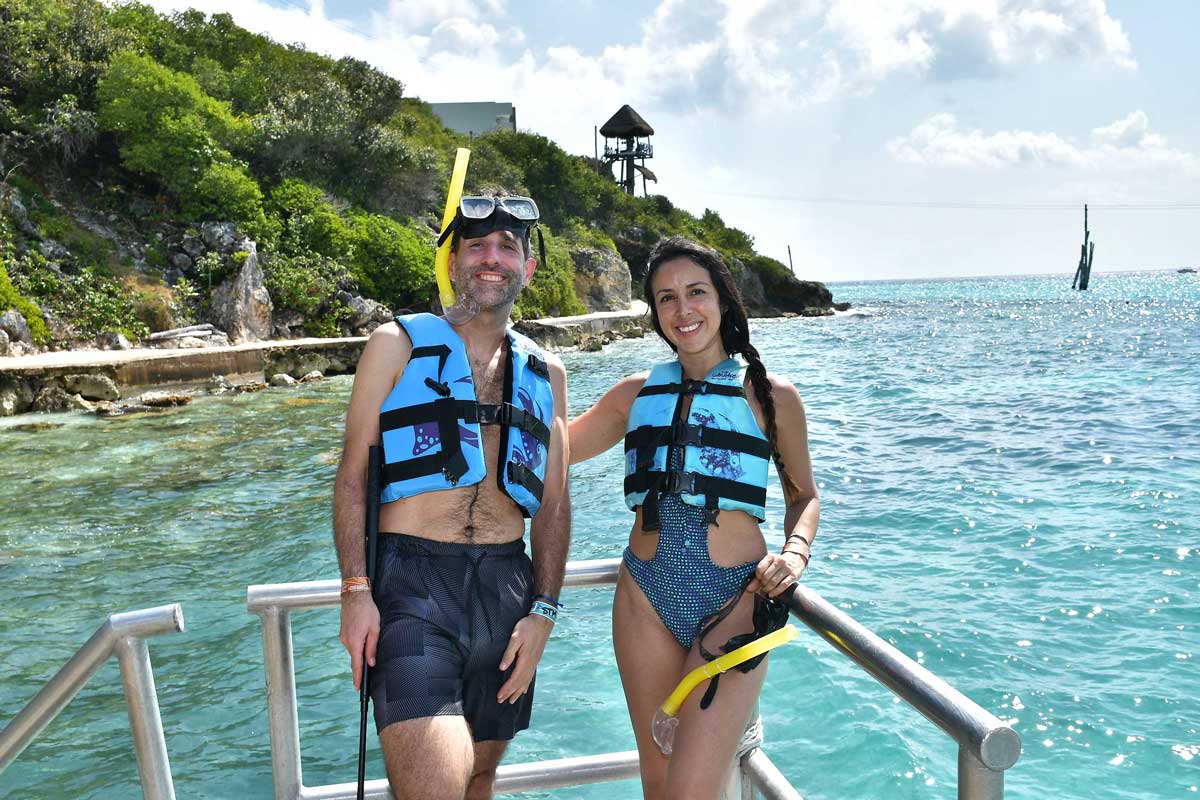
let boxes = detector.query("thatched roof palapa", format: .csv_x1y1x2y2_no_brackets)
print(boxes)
600,105,654,138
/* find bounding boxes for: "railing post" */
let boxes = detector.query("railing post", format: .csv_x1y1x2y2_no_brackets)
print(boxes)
115,635,176,800
259,606,304,800
958,746,1004,800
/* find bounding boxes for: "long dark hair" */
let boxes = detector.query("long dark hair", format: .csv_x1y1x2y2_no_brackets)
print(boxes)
644,236,795,493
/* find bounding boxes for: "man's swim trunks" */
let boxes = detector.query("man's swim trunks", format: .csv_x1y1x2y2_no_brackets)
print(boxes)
369,532,535,742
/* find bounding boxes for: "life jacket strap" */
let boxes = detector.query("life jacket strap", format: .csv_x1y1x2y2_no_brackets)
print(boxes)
635,380,745,399
477,403,551,446
507,461,544,500
625,470,767,508
623,423,771,460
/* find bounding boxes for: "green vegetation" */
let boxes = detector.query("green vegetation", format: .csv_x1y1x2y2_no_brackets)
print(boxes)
0,0,808,347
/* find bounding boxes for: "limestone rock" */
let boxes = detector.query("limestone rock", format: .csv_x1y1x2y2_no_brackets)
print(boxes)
730,258,769,315
337,291,393,335
211,242,273,344
169,252,193,272
140,391,192,407
96,331,132,350
300,370,324,382
0,377,35,416
270,373,298,386
0,310,32,344
200,222,242,253
1,186,37,237
570,246,632,312
38,239,72,261
180,234,206,262
64,373,120,401
0,328,8,356
766,276,834,316
272,309,306,339
32,385,72,412
68,394,96,412
263,342,361,378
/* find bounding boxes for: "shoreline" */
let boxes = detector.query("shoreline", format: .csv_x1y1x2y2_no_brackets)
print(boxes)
0,304,654,417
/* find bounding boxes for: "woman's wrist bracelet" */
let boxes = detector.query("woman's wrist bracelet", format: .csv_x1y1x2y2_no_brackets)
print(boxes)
341,576,371,595
783,545,811,566
529,600,558,623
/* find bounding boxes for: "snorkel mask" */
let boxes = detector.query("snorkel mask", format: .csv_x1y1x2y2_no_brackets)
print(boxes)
434,149,545,324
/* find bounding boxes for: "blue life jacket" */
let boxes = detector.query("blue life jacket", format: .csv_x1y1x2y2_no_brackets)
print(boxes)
379,313,554,517
624,358,770,530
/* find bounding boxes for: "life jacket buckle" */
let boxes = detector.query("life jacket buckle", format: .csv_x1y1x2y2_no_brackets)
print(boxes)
424,377,452,397
672,423,703,447
663,471,698,495
681,379,707,395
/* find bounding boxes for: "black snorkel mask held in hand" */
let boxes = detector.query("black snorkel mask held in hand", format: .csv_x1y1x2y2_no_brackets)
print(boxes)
693,576,797,710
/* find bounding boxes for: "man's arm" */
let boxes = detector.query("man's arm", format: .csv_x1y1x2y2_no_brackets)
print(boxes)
497,353,571,703
335,323,407,690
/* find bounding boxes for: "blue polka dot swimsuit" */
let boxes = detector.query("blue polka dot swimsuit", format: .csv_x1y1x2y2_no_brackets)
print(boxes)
623,451,759,649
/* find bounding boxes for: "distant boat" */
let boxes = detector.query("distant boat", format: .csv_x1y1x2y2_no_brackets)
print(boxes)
1179,267,1197,274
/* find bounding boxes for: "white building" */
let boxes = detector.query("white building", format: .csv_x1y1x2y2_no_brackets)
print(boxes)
429,102,516,137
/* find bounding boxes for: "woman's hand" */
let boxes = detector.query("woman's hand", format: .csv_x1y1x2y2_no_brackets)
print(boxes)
748,550,808,598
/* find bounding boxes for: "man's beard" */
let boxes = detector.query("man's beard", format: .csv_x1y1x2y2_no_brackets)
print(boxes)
456,267,524,310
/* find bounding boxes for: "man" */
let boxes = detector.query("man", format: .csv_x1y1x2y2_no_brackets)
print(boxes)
334,191,570,800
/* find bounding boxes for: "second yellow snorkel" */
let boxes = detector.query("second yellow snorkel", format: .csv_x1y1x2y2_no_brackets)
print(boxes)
651,624,799,755
435,147,473,323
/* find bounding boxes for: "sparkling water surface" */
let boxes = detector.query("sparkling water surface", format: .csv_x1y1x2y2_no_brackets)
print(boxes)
1,270,1196,799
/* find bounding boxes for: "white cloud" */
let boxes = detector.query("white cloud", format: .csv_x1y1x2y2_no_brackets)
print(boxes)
823,0,1135,90
136,0,1137,121
887,111,1199,174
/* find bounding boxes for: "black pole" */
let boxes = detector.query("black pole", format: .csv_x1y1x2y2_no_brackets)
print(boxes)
356,445,383,800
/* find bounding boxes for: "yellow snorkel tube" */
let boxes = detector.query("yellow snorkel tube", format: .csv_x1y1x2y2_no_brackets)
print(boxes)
435,147,473,322
651,624,799,755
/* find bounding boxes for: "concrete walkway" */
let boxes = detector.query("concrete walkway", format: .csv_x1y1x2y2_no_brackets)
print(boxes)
0,336,362,374
0,304,650,412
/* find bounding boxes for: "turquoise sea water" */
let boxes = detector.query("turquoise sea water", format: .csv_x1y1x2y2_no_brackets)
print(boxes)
1,269,1197,799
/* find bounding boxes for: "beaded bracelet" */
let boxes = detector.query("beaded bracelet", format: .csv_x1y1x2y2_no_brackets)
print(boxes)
529,600,558,623
533,593,563,608
341,576,371,594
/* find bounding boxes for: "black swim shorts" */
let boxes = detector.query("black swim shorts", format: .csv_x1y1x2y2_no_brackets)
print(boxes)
368,532,535,742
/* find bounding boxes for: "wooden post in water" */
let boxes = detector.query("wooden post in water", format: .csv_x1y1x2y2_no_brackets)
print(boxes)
1072,205,1095,290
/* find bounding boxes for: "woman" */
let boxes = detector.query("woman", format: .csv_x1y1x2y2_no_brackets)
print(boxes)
570,236,820,799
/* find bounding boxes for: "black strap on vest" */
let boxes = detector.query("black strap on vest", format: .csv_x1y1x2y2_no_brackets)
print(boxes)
624,423,771,460
625,470,767,530
381,401,549,446
507,461,544,501
635,379,744,399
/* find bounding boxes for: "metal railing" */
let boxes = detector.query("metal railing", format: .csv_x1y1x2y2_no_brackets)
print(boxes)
0,604,186,800
247,558,1020,799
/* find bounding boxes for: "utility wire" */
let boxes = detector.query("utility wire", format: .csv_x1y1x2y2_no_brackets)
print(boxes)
707,190,1200,211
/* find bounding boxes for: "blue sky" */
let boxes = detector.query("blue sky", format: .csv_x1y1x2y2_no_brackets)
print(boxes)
143,0,1199,282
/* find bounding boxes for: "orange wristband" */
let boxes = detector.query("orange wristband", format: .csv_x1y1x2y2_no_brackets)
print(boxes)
341,576,371,594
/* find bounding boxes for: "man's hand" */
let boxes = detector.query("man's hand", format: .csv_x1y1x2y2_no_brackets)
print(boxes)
339,592,380,691
496,614,553,704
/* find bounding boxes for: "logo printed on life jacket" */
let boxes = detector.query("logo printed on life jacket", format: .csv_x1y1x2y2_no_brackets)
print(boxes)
690,409,744,480
710,369,737,382
410,422,479,456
